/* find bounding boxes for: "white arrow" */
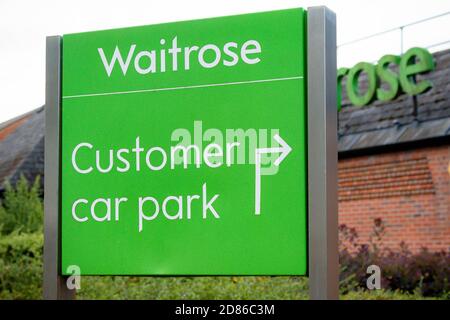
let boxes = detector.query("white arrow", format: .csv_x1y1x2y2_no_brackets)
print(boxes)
255,134,292,215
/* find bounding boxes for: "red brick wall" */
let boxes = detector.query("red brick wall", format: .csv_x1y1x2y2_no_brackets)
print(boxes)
338,144,450,252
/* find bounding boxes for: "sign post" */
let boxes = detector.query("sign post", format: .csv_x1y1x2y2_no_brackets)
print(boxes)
307,7,339,300
44,35,76,299
44,6,337,300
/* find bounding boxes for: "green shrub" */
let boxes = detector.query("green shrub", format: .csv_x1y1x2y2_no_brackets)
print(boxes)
0,175,43,235
0,231,43,299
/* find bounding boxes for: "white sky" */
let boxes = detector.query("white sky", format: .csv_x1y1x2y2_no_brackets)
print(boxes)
1,0,450,123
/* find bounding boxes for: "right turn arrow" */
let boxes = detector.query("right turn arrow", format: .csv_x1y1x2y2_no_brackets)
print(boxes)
254,133,292,215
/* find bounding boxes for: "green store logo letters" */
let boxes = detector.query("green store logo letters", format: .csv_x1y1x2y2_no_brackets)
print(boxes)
338,47,435,111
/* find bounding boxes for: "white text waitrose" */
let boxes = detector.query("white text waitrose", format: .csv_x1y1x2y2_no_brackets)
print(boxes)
98,37,262,76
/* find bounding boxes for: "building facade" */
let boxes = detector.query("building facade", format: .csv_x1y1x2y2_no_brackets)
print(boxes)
338,49,450,252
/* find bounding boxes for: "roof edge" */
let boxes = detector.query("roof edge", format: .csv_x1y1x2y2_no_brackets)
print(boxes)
339,135,450,159
0,106,44,131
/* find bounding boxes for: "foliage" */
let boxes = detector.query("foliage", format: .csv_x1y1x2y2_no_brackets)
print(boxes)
341,289,443,300
382,246,450,296
339,218,450,297
0,230,448,300
0,175,43,235
0,177,449,299
0,231,43,299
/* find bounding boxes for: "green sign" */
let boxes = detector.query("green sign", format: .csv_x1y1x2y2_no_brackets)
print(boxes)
338,47,435,110
61,8,307,275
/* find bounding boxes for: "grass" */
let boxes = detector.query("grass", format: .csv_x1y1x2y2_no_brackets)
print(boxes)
73,276,446,300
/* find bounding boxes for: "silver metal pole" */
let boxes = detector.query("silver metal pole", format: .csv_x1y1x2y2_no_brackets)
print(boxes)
307,6,339,300
44,35,75,300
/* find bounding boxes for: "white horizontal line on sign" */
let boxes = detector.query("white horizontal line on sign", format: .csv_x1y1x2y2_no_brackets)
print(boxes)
62,76,304,99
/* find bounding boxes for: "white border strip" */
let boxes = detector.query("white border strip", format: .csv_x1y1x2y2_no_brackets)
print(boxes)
62,76,303,99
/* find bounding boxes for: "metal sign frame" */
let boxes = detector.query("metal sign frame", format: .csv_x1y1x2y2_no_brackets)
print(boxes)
307,7,339,300
44,34,75,299
43,6,337,300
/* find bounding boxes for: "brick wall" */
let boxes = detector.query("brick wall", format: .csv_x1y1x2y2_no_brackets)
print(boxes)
338,144,450,252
